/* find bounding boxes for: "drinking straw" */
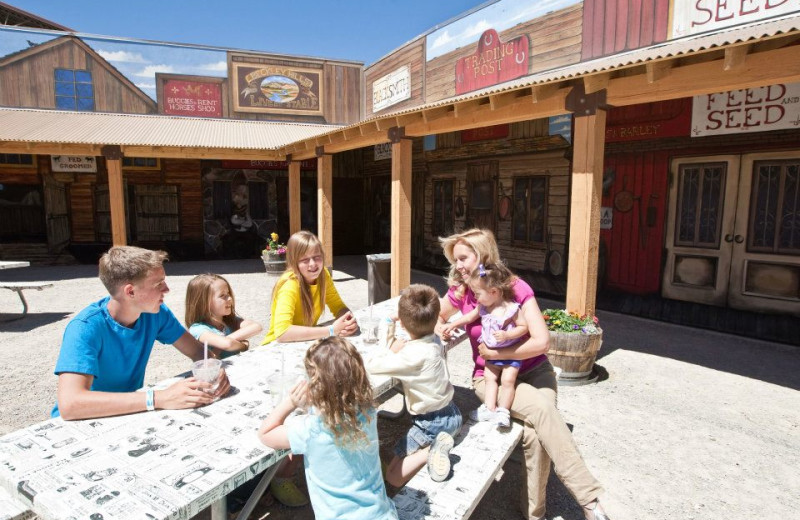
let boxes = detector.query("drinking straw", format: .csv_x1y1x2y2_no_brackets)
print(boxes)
203,340,208,364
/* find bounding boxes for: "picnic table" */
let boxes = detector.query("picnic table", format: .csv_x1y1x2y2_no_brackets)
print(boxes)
0,297,465,520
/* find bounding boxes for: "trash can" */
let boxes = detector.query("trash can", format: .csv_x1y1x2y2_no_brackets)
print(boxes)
366,253,391,305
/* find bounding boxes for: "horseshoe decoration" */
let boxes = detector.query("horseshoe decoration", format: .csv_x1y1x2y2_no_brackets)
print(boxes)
484,33,494,46
515,51,526,64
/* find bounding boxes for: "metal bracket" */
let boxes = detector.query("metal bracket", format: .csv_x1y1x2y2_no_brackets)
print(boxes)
388,126,411,144
565,83,610,117
315,146,332,158
100,145,123,160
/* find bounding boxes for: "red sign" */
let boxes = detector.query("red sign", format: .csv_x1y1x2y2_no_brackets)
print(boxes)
455,29,529,95
605,111,690,142
220,159,318,170
461,124,509,143
163,80,222,118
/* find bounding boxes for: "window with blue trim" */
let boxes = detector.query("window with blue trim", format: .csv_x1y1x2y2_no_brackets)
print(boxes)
54,69,94,111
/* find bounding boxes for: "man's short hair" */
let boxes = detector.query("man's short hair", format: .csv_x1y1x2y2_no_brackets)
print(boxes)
98,246,168,296
397,284,441,338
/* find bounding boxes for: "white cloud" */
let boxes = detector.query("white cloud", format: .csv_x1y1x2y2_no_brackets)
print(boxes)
429,30,453,51
461,20,491,41
135,82,156,90
197,60,227,72
133,64,176,77
98,50,147,63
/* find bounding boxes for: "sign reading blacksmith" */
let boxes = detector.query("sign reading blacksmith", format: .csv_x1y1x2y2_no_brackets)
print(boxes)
232,59,323,115
455,29,529,95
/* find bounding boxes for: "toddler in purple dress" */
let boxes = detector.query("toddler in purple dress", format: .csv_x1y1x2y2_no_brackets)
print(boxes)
443,263,527,428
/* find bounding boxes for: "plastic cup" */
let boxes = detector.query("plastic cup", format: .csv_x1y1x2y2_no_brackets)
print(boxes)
191,358,222,394
361,317,380,344
268,372,296,407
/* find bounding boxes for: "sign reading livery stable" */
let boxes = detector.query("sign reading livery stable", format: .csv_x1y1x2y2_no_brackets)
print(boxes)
372,65,411,112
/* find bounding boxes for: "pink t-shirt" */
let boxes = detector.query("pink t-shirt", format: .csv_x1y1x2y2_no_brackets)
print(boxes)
447,278,546,378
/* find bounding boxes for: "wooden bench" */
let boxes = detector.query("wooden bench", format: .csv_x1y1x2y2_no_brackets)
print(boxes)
393,418,524,520
0,282,54,321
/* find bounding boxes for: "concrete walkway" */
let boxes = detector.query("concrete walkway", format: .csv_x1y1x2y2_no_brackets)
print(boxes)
1,255,798,520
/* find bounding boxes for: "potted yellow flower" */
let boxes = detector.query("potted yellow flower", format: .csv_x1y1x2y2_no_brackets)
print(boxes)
542,309,602,385
261,232,287,273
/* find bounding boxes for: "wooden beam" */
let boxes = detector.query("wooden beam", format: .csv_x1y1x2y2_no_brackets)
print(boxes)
489,91,521,110
317,155,333,266
121,146,283,161
453,99,483,118
315,134,333,146
0,142,100,156
390,137,413,296
376,118,396,131
608,44,800,106
343,127,362,140
531,84,559,103
565,108,607,315
288,160,301,236
724,44,750,71
102,146,127,247
396,112,424,127
422,106,452,123
583,73,610,94
405,87,571,136
645,61,673,83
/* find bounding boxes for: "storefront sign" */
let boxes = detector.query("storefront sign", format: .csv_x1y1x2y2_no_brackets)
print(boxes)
232,60,323,116
606,112,690,142
671,0,797,38
51,155,97,172
600,207,613,230
691,82,800,136
220,159,317,170
374,143,392,161
163,80,222,117
372,65,411,112
461,124,509,143
455,29,529,95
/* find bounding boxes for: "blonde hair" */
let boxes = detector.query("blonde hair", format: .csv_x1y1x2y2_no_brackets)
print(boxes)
469,263,516,302
98,246,168,296
185,274,240,331
439,228,502,290
397,284,440,338
304,337,374,449
272,231,327,325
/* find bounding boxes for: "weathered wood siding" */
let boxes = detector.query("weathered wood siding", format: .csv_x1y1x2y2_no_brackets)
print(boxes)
581,0,670,59
364,38,425,117
0,37,156,113
425,4,583,102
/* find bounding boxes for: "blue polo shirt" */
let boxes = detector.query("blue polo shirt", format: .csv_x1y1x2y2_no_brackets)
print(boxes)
51,296,186,417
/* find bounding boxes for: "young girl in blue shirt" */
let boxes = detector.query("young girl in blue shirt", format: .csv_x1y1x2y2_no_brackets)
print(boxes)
259,337,398,520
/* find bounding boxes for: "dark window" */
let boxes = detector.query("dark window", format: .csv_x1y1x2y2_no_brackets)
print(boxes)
249,182,269,219
122,157,159,169
512,176,548,244
433,179,454,236
749,159,800,254
212,181,232,219
0,154,34,166
675,162,726,248
54,68,94,111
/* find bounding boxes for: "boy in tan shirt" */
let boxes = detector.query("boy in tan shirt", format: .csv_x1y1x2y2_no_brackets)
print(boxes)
365,284,462,486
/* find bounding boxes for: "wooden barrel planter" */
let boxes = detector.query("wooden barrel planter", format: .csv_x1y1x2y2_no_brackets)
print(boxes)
262,253,286,274
547,329,603,385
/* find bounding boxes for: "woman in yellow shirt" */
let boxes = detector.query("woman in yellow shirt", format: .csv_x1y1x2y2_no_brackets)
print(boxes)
262,230,358,344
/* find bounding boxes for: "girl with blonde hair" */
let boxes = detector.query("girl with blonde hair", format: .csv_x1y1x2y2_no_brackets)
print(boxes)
259,337,398,520
184,273,262,359
437,228,612,520
261,230,357,344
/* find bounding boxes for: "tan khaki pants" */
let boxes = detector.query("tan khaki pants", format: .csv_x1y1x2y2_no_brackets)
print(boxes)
473,360,603,519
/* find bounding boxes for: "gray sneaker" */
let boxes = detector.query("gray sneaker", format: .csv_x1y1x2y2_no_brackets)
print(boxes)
469,404,495,422
494,407,510,428
427,431,454,482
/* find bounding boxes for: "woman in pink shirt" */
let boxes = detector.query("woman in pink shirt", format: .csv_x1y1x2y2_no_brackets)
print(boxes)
436,228,612,520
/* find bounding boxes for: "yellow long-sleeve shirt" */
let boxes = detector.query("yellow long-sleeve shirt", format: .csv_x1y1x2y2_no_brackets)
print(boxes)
261,269,347,344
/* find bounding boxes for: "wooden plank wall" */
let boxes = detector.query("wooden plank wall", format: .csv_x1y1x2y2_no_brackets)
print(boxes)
364,38,425,117
581,0,670,60
425,4,583,102
0,39,155,113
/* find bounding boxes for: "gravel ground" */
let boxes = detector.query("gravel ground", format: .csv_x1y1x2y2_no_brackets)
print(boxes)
1,256,798,520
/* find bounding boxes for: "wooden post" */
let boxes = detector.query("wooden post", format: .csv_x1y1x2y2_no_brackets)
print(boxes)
316,148,333,266
101,145,127,246
389,128,412,297
288,159,301,236
565,86,607,315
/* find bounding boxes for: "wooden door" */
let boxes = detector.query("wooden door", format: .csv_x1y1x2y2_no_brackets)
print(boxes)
43,175,70,253
728,152,800,314
332,177,364,255
466,161,497,231
662,156,740,305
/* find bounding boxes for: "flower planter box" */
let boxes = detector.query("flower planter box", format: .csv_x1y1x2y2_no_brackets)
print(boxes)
547,329,603,385
262,253,286,274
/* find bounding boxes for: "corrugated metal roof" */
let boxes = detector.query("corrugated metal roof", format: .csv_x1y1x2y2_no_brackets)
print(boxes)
0,108,340,149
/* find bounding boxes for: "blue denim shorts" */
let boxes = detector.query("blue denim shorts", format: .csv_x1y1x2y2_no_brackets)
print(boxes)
394,402,462,457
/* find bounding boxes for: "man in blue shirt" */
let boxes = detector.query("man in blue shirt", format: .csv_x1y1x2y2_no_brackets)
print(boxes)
53,246,229,419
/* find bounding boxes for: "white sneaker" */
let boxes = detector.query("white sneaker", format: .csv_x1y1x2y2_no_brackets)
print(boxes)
469,404,494,422
427,431,454,482
494,407,510,428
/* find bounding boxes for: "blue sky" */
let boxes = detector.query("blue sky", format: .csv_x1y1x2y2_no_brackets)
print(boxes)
8,0,488,64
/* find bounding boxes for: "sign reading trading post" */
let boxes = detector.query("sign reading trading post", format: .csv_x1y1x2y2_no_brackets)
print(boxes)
163,80,223,117
455,29,529,95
